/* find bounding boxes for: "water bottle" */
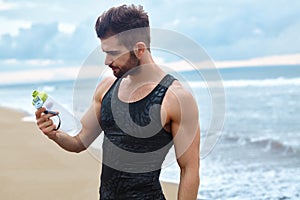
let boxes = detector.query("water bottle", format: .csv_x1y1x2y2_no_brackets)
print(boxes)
32,90,82,136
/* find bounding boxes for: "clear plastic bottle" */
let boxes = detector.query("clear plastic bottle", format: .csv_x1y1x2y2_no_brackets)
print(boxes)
32,90,82,136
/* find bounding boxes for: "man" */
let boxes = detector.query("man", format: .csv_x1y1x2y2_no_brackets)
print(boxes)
36,4,200,200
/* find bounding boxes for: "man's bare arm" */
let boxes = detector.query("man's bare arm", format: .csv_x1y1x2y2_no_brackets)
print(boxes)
35,77,115,153
166,83,200,200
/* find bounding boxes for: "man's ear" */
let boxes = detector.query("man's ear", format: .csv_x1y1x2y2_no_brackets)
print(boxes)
133,42,146,59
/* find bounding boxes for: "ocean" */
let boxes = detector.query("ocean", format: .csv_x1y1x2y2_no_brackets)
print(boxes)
0,64,300,199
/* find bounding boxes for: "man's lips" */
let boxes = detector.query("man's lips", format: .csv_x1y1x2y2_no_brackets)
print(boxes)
109,65,118,70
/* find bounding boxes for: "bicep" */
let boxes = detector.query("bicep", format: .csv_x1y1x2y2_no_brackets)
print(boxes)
169,89,200,169
78,96,102,148
176,124,200,170
77,77,115,148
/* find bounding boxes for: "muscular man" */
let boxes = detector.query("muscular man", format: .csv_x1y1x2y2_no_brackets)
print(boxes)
36,4,200,200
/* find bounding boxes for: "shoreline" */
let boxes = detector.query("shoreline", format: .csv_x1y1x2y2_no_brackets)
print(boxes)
1,53,300,86
0,106,179,199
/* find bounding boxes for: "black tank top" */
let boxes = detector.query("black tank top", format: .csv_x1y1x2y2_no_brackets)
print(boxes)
99,74,176,200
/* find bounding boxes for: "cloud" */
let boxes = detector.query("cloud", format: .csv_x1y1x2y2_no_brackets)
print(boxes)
58,23,76,34
0,0,17,11
0,18,32,36
0,23,60,59
210,19,300,60
0,0,300,62
150,1,300,60
215,53,300,68
0,20,98,62
0,0,105,23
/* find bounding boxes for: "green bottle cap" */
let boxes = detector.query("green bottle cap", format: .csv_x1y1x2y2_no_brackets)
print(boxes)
32,90,48,107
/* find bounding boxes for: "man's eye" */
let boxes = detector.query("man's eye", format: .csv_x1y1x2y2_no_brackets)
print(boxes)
108,51,119,56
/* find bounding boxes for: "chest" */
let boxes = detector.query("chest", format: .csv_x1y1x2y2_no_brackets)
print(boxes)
100,81,171,133
118,82,157,103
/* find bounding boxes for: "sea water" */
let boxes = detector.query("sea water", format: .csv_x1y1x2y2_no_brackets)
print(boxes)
0,65,299,199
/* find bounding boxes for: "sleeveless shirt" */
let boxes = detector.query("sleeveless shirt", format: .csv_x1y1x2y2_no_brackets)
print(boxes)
99,74,176,200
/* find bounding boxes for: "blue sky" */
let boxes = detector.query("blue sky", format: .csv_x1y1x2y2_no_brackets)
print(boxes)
0,0,300,66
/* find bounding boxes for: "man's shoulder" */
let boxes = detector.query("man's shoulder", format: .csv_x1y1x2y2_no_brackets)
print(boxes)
163,79,197,110
167,80,195,102
164,79,199,122
94,76,116,102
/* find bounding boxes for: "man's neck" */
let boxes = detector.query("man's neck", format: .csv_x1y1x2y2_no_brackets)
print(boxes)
126,63,165,84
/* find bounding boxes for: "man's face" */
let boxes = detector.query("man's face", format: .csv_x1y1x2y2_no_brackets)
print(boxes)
101,36,139,78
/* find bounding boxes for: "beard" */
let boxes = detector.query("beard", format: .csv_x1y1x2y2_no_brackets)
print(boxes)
112,52,140,78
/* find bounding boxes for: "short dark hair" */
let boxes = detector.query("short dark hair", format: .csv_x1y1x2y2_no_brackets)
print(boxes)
95,4,150,51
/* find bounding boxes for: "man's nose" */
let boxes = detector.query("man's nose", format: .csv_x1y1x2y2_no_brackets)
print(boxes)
105,55,113,66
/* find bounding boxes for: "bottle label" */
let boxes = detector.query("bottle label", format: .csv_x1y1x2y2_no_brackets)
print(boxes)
33,96,44,109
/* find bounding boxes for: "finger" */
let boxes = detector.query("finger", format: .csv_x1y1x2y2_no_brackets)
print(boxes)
36,117,46,125
38,120,53,132
36,112,54,125
35,107,46,119
41,112,58,120
42,124,57,135
39,119,54,129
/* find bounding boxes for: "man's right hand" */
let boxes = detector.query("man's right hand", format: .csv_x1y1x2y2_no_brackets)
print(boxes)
35,107,58,140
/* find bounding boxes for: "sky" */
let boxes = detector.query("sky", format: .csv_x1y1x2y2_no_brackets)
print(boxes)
0,0,300,70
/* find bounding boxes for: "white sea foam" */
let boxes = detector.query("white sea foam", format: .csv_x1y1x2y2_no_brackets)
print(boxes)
188,77,300,88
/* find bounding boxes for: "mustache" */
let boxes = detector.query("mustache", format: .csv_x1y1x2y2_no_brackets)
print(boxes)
109,64,118,69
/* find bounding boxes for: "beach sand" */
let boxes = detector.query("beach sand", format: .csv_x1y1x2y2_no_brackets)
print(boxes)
0,107,178,200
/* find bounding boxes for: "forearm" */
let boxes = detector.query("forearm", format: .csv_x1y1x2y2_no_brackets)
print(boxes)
50,131,86,153
178,168,200,200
